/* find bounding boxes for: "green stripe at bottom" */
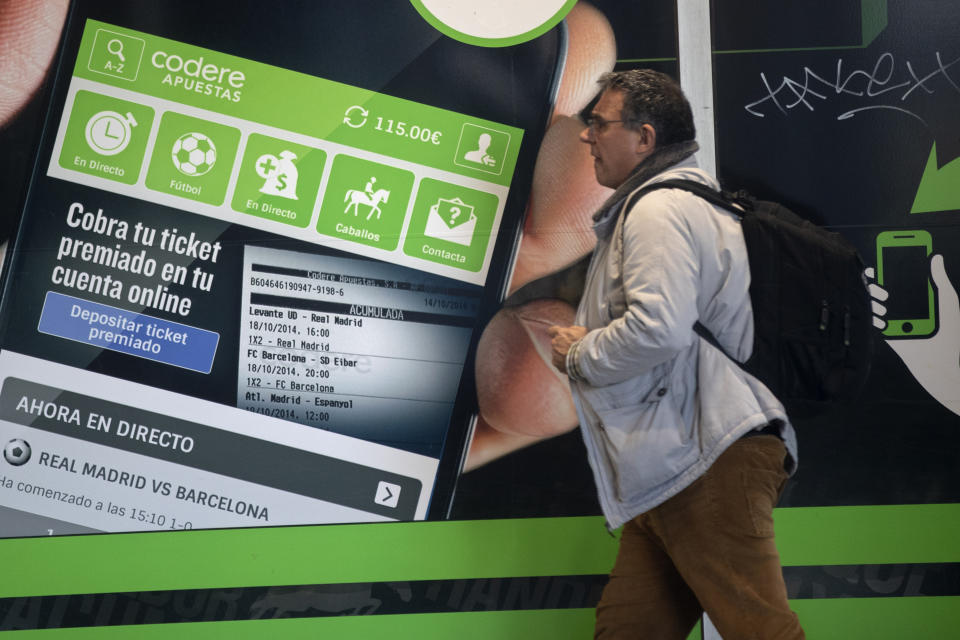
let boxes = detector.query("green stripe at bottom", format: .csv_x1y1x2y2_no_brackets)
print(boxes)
2,503,960,598
792,596,960,638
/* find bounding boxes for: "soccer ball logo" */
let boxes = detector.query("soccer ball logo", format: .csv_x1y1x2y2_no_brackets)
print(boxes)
3,439,31,466
172,132,217,176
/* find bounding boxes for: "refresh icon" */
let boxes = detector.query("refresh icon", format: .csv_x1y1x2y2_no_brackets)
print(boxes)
343,105,368,128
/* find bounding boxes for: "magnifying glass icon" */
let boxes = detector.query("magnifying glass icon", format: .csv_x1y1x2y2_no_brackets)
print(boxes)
107,39,125,62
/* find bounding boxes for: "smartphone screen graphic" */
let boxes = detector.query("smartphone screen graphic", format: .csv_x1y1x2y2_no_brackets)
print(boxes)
0,0,564,537
876,230,935,337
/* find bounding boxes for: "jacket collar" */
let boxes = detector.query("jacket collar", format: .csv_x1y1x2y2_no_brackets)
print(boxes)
592,139,700,223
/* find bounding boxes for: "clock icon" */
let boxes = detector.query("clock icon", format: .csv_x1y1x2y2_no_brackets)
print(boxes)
84,110,138,156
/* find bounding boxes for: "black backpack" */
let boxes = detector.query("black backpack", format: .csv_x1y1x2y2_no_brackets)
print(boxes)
626,179,873,418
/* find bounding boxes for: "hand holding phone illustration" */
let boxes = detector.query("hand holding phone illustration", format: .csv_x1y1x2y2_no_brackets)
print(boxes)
866,254,960,417
467,3,616,469
0,0,69,125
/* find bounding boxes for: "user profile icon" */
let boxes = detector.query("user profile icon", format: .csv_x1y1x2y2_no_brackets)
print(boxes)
3,439,31,466
454,123,510,176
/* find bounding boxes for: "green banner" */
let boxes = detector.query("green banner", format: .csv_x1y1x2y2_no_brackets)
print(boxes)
74,20,523,187
3,505,959,599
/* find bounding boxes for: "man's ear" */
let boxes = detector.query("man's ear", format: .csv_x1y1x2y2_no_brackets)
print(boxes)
636,123,657,154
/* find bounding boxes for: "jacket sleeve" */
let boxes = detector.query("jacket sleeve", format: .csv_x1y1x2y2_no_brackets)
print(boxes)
572,192,701,387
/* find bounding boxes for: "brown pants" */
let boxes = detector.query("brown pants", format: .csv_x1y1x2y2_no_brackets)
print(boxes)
595,435,805,640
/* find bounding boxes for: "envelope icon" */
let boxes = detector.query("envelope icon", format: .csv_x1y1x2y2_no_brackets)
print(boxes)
424,197,476,246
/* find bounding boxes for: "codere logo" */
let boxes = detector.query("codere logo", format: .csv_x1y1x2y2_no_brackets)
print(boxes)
151,50,244,102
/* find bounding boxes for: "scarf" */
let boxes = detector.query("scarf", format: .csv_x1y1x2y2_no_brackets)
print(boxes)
592,139,700,222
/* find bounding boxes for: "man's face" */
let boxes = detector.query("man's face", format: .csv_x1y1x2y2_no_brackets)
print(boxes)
580,89,648,189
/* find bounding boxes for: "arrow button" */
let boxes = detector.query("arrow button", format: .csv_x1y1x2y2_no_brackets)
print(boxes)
375,481,401,508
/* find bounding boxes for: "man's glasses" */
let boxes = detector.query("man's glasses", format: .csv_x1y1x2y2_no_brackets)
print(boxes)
583,114,629,133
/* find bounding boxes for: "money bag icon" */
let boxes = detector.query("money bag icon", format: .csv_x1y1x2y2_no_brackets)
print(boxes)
256,150,299,200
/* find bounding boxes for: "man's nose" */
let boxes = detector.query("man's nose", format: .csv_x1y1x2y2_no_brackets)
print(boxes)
579,126,593,143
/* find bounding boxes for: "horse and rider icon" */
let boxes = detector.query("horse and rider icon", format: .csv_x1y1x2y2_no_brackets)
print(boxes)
344,176,391,221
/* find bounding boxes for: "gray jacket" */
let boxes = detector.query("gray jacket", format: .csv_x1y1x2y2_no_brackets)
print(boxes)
567,158,798,530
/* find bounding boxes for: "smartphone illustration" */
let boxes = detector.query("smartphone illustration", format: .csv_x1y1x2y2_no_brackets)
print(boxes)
875,230,936,337
0,0,565,536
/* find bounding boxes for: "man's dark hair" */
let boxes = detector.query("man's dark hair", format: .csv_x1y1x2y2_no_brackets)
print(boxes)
598,69,695,146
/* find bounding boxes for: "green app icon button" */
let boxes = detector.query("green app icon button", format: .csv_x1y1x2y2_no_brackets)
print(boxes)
316,155,414,251
454,123,511,176
145,112,240,205
58,91,154,184
87,28,145,81
403,178,498,272
231,134,327,228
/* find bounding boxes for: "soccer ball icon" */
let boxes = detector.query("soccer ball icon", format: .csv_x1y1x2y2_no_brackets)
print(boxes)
172,132,217,176
3,439,31,466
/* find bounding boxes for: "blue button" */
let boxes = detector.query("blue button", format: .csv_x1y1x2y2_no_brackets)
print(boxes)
37,291,219,373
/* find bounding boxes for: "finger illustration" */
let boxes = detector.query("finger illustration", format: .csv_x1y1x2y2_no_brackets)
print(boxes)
0,0,69,123
467,4,616,469
864,266,888,329
867,283,888,303
931,254,959,323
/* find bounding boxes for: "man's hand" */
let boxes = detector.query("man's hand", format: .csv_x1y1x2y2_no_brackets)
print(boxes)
548,325,588,374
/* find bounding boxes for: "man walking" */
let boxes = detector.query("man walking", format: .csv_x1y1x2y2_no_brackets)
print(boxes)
549,70,804,639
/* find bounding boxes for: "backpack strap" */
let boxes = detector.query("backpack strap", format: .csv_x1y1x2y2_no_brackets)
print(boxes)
623,178,752,220
620,177,751,366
